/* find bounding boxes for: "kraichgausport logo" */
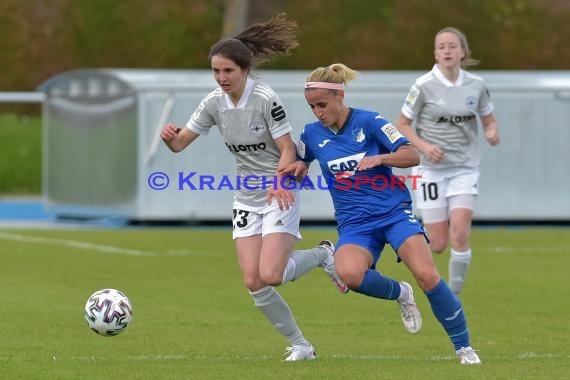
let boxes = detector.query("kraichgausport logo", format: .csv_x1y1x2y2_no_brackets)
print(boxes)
147,172,422,191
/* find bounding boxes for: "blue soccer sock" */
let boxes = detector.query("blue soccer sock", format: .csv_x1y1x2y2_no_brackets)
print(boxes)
425,279,470,350
353,269,401,300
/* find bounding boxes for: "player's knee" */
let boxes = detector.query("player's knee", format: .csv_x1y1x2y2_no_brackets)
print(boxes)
244,274,266,291
430,238,448,253
450,231,470,249
258,270,284,286
336,265,364,289
415,270,441,291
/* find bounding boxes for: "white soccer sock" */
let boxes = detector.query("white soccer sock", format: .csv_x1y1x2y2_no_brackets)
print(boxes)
281,246,327,284
249,286,309,347
449,248,472,294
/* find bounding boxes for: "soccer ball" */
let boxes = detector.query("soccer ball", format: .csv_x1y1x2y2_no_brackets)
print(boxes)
84,288,133,336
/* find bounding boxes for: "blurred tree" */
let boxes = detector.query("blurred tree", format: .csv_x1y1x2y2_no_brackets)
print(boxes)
222,0,249,37
222,0,287,38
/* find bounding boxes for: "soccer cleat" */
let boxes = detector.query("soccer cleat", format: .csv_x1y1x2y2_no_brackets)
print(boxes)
456,347,481,365
397,282,422,334
283,345,317,362
318,240,349,294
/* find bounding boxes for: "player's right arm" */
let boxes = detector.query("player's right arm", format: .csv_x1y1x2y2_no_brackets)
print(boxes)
396,113,443,163
398,82,444,163
161,123,200,153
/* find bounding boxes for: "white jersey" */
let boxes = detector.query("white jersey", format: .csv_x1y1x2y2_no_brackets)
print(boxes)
401,64,494,169
187,77,292,207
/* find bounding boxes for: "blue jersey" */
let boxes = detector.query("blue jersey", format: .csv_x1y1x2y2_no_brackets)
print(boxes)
298,108,413,228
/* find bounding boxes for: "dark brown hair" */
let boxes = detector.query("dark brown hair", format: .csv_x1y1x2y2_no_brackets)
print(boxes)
208,13,298,71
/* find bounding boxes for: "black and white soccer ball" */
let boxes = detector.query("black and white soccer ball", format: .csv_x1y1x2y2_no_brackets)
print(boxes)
84,288,133,336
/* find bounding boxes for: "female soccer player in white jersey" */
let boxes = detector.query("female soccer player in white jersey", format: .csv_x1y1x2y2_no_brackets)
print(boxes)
396,27,500,295
160,14,347,362
282,63,481,364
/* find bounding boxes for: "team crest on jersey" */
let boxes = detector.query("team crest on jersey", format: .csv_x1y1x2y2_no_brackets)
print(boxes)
465,96,477,110
381,123,404,143
249,121,266,135
352,128,365,143
405,85,420,106
327,152,366,178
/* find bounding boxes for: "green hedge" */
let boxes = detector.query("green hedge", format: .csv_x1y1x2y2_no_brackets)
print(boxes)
0,0,568,92
0,115,42,194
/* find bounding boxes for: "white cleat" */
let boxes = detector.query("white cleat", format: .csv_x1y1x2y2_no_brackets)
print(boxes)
318,240,349,294
283,345,317,362
456,346,481,365
397,282,422,334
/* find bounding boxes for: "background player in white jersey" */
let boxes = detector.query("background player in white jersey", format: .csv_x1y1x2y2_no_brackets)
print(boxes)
396,27,500,295
160,14,347,362
282,63,481,365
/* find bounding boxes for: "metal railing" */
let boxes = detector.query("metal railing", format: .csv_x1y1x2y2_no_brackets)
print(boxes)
0,92,44,103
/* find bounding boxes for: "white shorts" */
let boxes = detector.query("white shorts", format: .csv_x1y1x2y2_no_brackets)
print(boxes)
231,195,302,240
412,166,479,222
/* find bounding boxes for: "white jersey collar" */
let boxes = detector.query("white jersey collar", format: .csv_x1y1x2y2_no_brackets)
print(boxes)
432,64,464,87
224,76,253,109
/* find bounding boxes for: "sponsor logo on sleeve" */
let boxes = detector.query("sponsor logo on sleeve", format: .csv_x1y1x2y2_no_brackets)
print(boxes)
297,139,306,158
381,123,404,143
271,102,286,121
405,85,420,106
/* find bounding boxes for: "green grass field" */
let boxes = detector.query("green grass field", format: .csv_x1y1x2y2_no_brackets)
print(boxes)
0,227,568,379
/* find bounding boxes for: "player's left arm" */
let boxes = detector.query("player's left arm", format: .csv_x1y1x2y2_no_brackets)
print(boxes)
357,143,419,170
479,84,500,146
357,117,420,170
274,133,297,173
481,113,500,146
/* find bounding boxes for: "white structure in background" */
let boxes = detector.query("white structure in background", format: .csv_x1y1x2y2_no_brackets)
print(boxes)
35,69,570,221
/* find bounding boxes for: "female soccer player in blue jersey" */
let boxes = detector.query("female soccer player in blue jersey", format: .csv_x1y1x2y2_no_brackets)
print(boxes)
282,63,481,365
396,27,500,296
160,15,347,362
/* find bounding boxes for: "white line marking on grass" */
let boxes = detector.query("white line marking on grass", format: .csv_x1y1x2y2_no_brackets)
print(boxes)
490,246,569,254
0,231,221,257
519,352,567,359
330,354,455,362
0,231,155,256
128,354,188,360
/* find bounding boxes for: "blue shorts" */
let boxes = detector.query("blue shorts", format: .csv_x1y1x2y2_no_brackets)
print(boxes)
336,204,427,269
